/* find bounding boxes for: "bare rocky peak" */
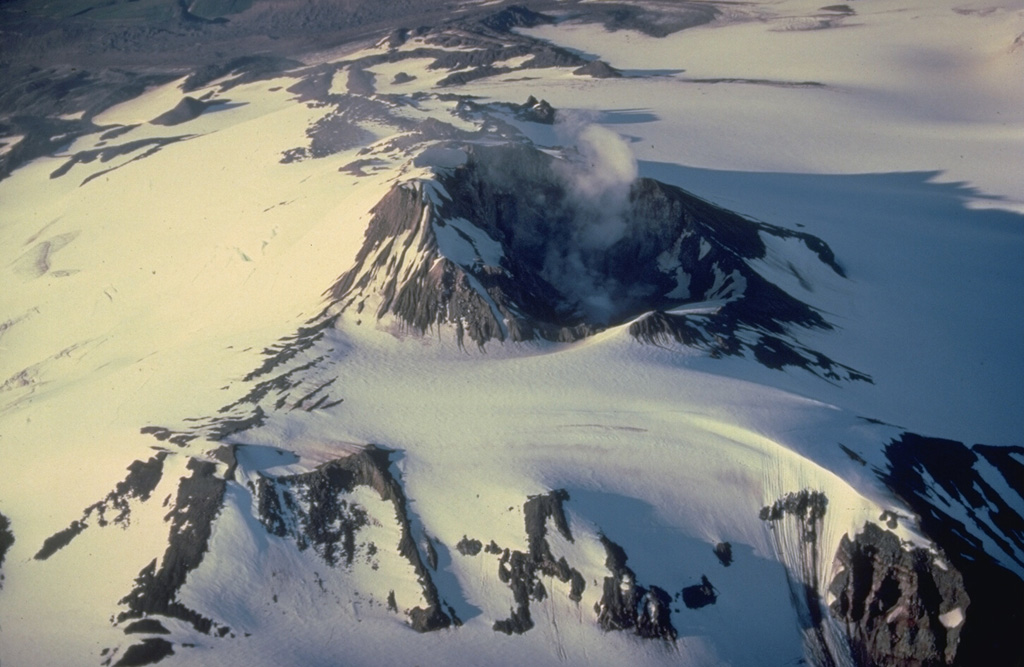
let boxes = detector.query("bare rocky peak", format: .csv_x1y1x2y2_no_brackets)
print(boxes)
328,141,865,379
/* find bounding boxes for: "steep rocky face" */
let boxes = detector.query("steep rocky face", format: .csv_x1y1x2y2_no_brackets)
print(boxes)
761,489,835,665
829,523,968,667
437,143,822,332
329,141,866,379
761,487,994,667
328,180,528,347
881,434,1024,666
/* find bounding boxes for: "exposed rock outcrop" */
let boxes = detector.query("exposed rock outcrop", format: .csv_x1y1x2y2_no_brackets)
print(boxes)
713,541,733,566
478,5,554,33
761,489,830,625
595,535,676,640
122,619,170,635
493,490,585,635
182,55,305,93
0,510,13,588
763,485,990,667
253,445,451,632
881,434,1024,665
512,95,556,124
346,68,376,96
573,60,622,78
150,96,210,126
456,536,483,556
681,575,717,609
48,136,191,186
111,637,175,667
829,522,968,666
35,452,168,560
117,458,226,633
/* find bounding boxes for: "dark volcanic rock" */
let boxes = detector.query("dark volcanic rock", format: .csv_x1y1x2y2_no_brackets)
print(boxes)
346,68,376,96
761,491,829,589
761,490,837,665
328,179,523,348
48,136,191,185
385,28,410,49
36,452,168,560
492,490,586,635
254,445,451,632
512,95,556,124
456,536,483,556
114,637,174,666
595,535,676,640
573,60,622,78
0,114,100,183
409,605,451,633
829,523,969,667
284,63,338,103
93,453,169,525
255,463,370,567
123,619,171,635
182,56,305,93
0,510,13,587
34,520,87,560
424,535,439,570
760,490,828,529
150,96,210,126
437,66,514,88
587,3,719,38
340,157,389,176
0,66,175,122
681,575,717,609
281,96,404,161
140,426,196,447
479,5,554,33
118,458,225,633
713,542,733,567
881,434,1024,666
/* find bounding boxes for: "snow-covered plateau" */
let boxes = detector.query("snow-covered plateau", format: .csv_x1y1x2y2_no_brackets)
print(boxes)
0,1,1022,665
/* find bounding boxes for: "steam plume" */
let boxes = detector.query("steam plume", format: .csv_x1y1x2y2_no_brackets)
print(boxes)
544,122,640,323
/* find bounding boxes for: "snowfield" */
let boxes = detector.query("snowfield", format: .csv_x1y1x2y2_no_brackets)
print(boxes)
0,0,1021,665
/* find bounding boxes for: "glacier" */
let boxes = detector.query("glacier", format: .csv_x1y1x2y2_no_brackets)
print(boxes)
0,1,1022,665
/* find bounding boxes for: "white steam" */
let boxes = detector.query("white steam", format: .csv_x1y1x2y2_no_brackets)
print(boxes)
560,122,638,249
544,122,640,324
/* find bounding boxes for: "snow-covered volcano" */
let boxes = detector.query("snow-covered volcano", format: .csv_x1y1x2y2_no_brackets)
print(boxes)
1,1,1022,666
328,139,864,383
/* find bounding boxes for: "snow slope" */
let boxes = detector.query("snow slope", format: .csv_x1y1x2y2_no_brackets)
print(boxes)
0,0,1021,665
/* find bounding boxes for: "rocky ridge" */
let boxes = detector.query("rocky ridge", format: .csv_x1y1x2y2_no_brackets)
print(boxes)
328,140,867,381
